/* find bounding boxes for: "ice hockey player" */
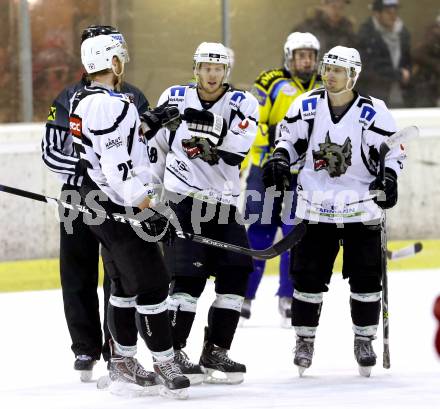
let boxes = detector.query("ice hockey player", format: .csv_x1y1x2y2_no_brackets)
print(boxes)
41,25,149,382
241,32,321,327
263,45,406,377
70,33,190,398
147,42,258,384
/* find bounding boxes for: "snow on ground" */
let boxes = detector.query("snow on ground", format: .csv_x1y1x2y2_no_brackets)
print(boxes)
1,269,439,409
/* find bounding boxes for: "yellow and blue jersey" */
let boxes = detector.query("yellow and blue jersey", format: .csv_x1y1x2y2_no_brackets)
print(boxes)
248,68,321,168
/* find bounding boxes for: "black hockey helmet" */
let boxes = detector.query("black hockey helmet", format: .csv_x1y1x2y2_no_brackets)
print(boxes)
81,25,120,44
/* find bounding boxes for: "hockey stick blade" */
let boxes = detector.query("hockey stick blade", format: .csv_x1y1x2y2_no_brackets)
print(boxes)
383,125,420,150
184,222,306,260
0,183,305,260
387,242,423,260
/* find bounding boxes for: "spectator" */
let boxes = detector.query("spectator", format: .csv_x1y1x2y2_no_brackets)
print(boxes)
293,0,355,54
357,0,412,107
412,15,440,107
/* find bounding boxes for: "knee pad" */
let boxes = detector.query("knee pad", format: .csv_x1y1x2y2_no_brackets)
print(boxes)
109,294,137,308
168,292,198,313
136,299,168,315
212,293,244,312
350,292,381,336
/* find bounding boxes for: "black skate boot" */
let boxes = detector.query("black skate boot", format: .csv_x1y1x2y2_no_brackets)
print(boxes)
240,298,252,320
278,296,292,328
293,337,315,376
354,336,377,377
103,354,161,396
199,334,246,384
153,358,190,399
74,355,96,382
174,349,205,385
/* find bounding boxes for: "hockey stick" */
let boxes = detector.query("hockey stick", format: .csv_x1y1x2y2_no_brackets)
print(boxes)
387,242,423,260
379,125,419,369
0,184,305,260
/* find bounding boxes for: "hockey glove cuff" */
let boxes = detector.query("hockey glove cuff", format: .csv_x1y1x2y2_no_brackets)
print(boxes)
183,108,227,146
369,167,398,210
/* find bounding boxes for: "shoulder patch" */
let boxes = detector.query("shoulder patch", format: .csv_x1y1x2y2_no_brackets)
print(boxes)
47,105,56,121
168,86,187,104
255,69,286,91
69,115,82,137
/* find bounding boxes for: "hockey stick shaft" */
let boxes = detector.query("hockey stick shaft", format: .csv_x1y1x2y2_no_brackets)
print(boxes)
0,183,304,260
379,141,391,369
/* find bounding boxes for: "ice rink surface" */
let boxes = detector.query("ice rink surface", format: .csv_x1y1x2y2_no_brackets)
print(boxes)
1,269,439,409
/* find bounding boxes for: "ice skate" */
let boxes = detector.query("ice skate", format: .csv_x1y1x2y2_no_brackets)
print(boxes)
174,349,205,385
74,355,96,382
354,336,377,377
239,299,252,326
199,338,246,384
293,337,315,376
102,354,160,397
278,297,292,329
153,358,190,400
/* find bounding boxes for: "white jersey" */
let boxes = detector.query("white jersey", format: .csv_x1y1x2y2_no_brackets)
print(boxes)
70,83,156,207
276,87,406,223
148,85,259,206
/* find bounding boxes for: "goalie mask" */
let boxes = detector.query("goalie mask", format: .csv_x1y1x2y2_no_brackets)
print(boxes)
319,45,362,94
193,42,230,84
81,34,129,76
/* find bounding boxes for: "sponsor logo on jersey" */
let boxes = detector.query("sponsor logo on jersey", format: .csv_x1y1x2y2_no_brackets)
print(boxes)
169,86,186,103
230,91,246,110
69,116,82,137
251,87,267,106
169,158,189,180
281,83,297,96
105,136,123,150
47,106,56,121
360,105,376,122
238,119,249,129
302,97,317,113
312,132,352,177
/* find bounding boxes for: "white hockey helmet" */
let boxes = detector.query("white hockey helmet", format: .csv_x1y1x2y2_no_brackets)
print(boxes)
81,34,129,75
193,42,230,82
284,32,320,71
320,45,362,91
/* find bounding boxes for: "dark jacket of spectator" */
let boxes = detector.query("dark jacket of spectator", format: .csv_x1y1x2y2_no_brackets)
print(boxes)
412,21,440,107
357,16,412,107
293,8,355,55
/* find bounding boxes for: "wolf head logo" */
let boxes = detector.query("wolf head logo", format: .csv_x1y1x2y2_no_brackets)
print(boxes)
312,132,352,177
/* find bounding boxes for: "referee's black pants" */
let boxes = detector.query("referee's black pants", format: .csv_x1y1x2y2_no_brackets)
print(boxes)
59,184,111,362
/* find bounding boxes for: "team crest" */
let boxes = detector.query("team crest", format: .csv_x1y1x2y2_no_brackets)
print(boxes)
312,132,352,177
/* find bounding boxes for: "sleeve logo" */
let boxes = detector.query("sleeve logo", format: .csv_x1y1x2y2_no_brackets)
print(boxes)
47,106,56,121
69,116,82,137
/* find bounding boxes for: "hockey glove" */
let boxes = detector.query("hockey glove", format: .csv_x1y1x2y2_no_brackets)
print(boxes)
369,167,398,209
182,137,219,165
144,205,176,245
140,101,181,139
182,108,227,146
262,149,291,191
